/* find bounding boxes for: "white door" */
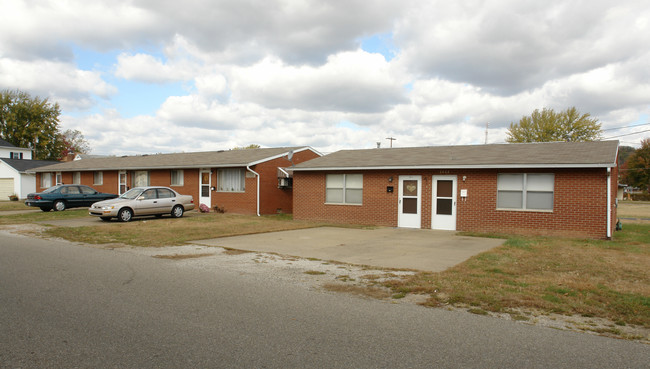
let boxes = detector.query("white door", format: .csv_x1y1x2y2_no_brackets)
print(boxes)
118,171,127,195
199,170,211,207
432,175,457,230
398,175,421,228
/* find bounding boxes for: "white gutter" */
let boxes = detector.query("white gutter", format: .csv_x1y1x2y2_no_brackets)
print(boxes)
247,164,260,217
607,167,612,239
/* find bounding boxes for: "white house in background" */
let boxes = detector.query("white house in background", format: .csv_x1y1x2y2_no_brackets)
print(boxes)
0,138,57,199
0,138,32,160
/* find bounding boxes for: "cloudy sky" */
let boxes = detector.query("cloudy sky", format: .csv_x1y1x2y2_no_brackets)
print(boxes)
1,0,649,155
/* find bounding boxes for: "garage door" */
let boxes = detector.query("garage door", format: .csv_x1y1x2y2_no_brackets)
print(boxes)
0,178,15,200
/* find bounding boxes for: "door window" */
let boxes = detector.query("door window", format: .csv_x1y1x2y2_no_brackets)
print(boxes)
436,180,453,215
402,180,418,214
201,172,210,197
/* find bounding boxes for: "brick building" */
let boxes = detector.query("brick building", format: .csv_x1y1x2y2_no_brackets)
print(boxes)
292,141,619,239
31,147,321,215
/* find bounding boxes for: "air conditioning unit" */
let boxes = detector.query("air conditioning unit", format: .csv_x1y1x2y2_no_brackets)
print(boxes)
277,167,293,189
278,177,293,189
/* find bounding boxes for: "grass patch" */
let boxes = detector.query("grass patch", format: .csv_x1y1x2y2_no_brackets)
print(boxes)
0,201,31,211
0,208,89,224
617,201,650,219
153,253,215,260
468,308,489,315
42,213,329,247
304,270,326,275
222,248,254,255
384,223,650,330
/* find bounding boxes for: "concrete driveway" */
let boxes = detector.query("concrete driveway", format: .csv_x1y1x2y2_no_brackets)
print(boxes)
194,227,504,272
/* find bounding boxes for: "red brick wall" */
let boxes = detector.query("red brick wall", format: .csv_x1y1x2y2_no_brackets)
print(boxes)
36,170,119,195
294,167,615,239
211,173,258,214
212,148,322,215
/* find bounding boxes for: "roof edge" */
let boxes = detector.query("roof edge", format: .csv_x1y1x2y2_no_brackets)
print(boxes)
293,163,616,171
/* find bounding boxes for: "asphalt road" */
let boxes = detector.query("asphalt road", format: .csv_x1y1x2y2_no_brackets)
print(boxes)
1,232,648,368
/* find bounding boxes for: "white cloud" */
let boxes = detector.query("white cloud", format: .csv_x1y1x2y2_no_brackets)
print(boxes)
0,58,116,110
231,51,406,113
0,1,160,60
115,53,196,83
194,73,228,98
395,0,650,95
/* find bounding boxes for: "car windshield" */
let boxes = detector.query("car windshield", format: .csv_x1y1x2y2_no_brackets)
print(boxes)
42,186,61,194
119,188,144,199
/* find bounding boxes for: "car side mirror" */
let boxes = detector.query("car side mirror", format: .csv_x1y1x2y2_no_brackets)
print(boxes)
137,196,145,201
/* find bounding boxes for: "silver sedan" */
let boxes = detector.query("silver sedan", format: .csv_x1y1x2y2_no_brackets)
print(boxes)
89,186,195,222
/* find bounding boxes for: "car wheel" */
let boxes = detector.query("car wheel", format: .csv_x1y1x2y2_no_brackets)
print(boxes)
118,208,133,222
53,200,66,212
100,217,111,222
40,207,52,212
171,205,184,218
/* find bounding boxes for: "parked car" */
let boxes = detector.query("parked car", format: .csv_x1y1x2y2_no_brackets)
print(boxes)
89,186,195,222
25,185,119,212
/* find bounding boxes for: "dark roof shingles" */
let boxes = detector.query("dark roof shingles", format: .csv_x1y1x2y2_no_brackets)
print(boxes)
31,147,307,172
294,141,619,169
0,158,60,172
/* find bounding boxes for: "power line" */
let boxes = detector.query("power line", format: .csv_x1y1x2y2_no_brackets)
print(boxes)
602,129,650,139
601,122,650,132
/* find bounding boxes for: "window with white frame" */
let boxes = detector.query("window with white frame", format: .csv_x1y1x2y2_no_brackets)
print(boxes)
497,173,554,211
41,173,52,188
55,172,62,185
217,168,245,192
72,172,81,184
170,170,184,186
326,174,363,204
133,171,149,187
94,171,103,185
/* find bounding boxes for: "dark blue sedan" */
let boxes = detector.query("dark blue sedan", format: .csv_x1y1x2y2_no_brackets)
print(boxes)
25,185,118,212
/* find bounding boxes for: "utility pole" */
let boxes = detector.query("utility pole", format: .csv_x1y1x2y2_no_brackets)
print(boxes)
485,122,489,144
386,137,396,148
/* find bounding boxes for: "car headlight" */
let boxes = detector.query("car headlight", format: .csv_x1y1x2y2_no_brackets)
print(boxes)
102,205,115,210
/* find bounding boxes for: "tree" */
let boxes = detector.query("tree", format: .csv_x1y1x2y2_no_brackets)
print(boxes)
60,129,91,157
506,107,602,143
618,145,636,167
0,89,64,160
232,144,261,150
622,138,650,191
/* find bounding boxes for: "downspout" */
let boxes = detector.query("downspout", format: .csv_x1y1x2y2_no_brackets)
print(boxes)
607,167,612,239
247,164,260,216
